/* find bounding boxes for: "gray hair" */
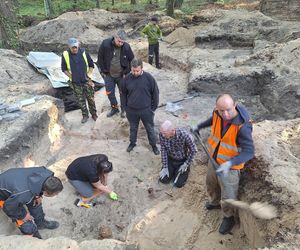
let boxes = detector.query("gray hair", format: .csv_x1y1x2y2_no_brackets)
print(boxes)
131,58,143,68
160,120,174,132
115,30,127,40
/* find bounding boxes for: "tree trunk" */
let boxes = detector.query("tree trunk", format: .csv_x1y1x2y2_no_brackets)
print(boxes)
131,0,137,4
112,0,114,6
166,0,175,17
0,0,19,49
96,0,100,8
44,0,54,17
174,0,184,8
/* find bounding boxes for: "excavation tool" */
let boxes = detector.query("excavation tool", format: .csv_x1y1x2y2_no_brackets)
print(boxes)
158,94,200,109
224,199,277,220
191,129,238,199
165,169,184,197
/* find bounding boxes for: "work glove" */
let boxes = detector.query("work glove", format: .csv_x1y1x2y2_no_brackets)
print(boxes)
178,163,189,174
216,161,232,175
159,167,169,179
109,191,118,201
191,126,199,134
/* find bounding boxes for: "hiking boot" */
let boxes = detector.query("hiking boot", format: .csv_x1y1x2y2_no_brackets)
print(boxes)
81,115,89,123
156,65,162,69
107,108,119,118
37,220,59,230
92,114,98,121
120,110,126,118
74,198,95,208
33,231,42,239
126,143,136,152
152,145,160,155
205,202,221,210
219,216,235,235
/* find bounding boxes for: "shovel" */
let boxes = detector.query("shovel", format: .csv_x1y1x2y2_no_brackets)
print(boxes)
224,199,277,220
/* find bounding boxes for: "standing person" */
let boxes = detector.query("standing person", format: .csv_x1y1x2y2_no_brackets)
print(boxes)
65,154,118,208
141,16,163,69
159,120,197,188
62,38,97,123
97,30,134,118
0,167,63,239
122,58,160,155
193,94,254,234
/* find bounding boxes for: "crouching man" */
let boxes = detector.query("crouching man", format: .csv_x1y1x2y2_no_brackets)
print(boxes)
65,154,118,208
159,120,197,187
0,167,63,239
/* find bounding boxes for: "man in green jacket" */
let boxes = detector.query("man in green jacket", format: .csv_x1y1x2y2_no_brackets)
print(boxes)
141,16,162,69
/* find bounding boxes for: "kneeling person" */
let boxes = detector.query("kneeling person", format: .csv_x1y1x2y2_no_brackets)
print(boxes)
65,154,118,208
0,167,63,239
159,121,197,187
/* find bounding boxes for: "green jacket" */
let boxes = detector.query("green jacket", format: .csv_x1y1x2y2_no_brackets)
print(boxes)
141,23,162,45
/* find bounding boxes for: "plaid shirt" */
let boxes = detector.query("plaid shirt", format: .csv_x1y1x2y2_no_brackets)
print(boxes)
159,128,197,168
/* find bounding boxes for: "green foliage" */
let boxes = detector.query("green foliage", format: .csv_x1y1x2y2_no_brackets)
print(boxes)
0,17,19,49
17,0,234,21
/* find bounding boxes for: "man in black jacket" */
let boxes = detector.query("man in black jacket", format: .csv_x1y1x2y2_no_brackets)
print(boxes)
0,167,63,239
97,30,134,118
122,58,160,155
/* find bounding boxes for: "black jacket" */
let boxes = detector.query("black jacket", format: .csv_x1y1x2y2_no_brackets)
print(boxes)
97,37,134,75
0,167,53,220
122,71,159,111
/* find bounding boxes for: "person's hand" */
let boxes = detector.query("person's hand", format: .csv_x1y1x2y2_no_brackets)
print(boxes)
109,191,118,201
178,163,188,174
33,196,42,207
159,167,169,179
191,126,199,134
216,161,232,175
23,212,33,222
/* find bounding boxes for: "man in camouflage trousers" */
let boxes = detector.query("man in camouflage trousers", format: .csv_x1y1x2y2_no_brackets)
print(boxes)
62,38,97,123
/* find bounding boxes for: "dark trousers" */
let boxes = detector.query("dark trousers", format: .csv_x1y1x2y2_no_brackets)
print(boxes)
0,195,45,235
69,82,96,117
126,108,156,146
148,43,160,68
104,75,124,110
159,158,189,188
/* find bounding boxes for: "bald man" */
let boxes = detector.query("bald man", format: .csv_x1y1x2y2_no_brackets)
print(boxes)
193,94,254,235
159,121,197,188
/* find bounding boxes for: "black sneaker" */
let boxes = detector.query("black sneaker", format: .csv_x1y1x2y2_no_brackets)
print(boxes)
127,143,136,152
152,145,160,155
107,108,119,118
219,216,235,235
205,202,221,210
37,220,59,230
81,115,89,123
33,231,42,239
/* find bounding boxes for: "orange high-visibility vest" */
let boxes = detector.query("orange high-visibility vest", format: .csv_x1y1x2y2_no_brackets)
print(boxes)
207,111,244,170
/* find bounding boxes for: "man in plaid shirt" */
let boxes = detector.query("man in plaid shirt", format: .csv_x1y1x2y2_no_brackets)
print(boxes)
159,120,197,187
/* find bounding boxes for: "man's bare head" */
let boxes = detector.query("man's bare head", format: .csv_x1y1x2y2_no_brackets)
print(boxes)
160,120,176,138
215,94,238,121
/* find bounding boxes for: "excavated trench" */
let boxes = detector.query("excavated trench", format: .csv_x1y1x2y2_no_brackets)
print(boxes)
1,27,299,249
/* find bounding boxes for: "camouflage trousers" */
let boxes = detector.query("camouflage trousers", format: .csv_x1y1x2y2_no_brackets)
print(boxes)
69,82,97,117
